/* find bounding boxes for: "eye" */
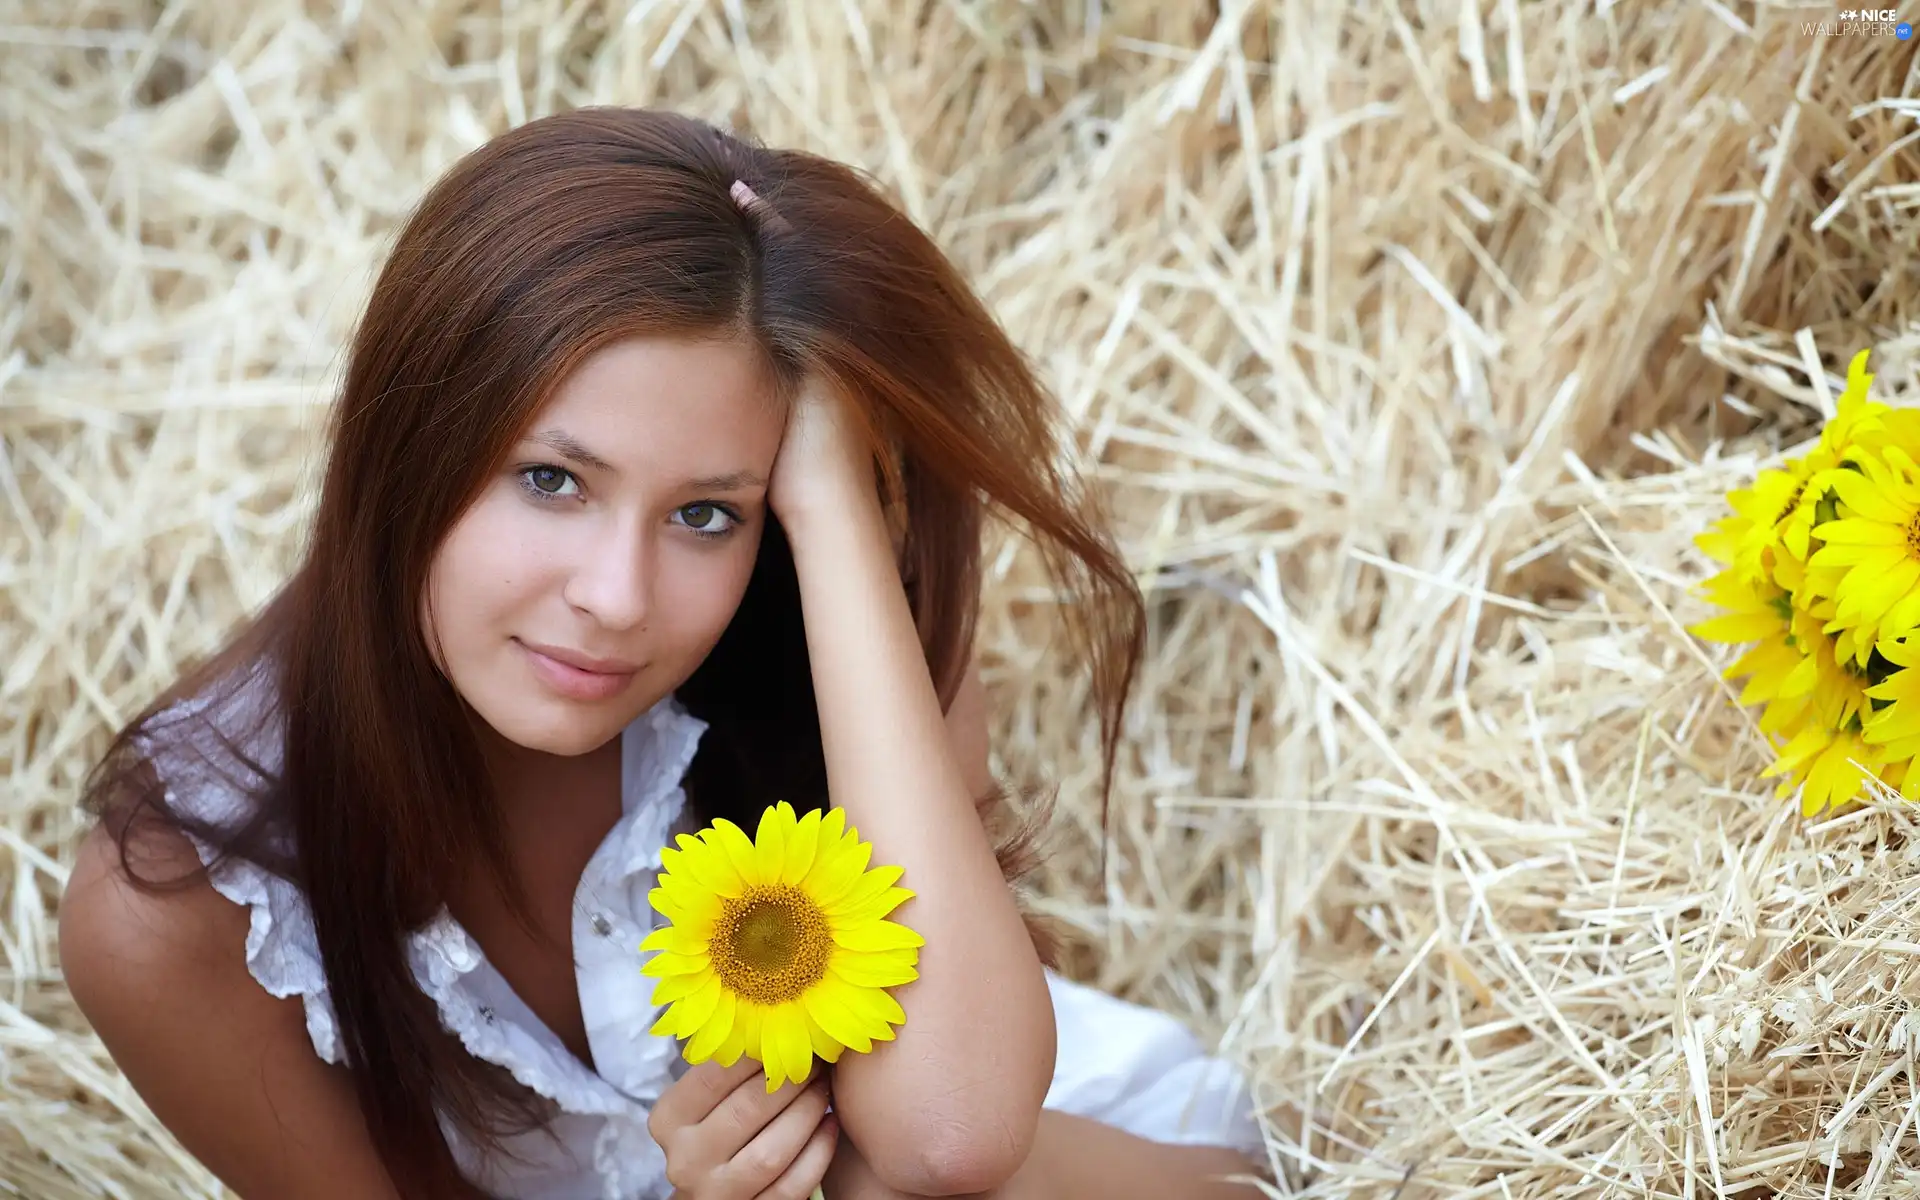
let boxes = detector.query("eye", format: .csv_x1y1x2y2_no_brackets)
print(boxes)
673,503,742,540
519,466,580,500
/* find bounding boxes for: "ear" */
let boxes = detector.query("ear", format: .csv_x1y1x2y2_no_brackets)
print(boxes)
941,659,996,803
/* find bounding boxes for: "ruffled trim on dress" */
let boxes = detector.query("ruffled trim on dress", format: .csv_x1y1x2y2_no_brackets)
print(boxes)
615,696,709,881
142,667,708,1115
591,1114,669,1200
136,659,347,1066
402,694,704,1116
403,911,639,1116
205,852,344,1064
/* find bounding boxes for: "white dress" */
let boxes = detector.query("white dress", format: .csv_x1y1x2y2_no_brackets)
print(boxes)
140,668,1263,1199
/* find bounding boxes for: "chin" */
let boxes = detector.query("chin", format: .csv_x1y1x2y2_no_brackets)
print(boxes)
489,708,620,758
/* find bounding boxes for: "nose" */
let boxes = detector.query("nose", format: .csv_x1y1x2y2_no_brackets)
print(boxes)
563,522,653,631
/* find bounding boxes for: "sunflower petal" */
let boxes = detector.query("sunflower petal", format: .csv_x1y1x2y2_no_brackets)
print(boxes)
1814,518,1907,546
713,1010,752,1068
668,971,725,1040
801,981,876,1054
806,837,874,908
830,887,917,925
685,990,737,1064
1826,469,1910,524
653,868,705,908
648,967,714,1007
641,925,713,957
831,864,905,911
641,948,712,978
782,808,824,885
1691,612,1783,643
649,885,718,937
1884,586,1920,637
708,819,764,886
668,835,745,899
865,985,907,1028
658,844,687,880
809,972,898,1038
833,919,925,953
763,1004,814,1092
802,1006,847,1063
754,804,794,884
829,950,920,988
732,1002,765,1072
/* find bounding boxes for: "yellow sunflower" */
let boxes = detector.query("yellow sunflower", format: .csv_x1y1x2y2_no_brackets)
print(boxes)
1691,567,1794,644
1765,720,1902,817
1692,567,1854,740
1693,512,1750,574
641,802,922,1093
1806,445,1920,665
1718,350,1889,588
1759,654,1896,816
1723,466,1819,587
1832,347,1888,432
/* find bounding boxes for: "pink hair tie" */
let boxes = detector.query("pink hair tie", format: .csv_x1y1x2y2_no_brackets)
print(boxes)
729,180,791,234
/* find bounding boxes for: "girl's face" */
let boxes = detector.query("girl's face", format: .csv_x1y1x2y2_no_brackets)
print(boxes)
422,334,785,759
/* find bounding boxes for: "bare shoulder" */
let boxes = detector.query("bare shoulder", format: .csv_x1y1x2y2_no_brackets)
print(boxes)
59,821,404,1199
61,818,244,1006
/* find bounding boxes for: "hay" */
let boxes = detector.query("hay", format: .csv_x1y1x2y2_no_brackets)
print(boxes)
3,0,1917,1195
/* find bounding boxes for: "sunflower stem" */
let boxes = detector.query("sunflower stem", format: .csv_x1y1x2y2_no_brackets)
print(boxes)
810,1189,828,1200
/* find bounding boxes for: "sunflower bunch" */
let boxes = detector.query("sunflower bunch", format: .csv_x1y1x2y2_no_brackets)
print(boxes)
1690,350,1920,816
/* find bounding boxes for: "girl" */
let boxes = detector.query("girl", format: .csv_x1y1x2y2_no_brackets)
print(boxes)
58,108,1267,1200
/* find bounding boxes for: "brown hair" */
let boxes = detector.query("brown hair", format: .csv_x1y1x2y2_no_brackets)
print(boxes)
78,107,1144,1197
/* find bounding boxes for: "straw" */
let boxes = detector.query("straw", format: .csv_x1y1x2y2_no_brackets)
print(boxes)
3,0,1918,1195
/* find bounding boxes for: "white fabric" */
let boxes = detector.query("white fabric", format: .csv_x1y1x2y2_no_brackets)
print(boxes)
143,666,1264,1199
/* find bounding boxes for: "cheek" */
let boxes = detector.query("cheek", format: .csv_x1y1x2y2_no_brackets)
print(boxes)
659,542,760,650
424,499,540,642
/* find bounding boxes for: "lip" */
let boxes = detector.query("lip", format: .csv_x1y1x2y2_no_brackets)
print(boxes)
515,639,641,703
517,640,643,675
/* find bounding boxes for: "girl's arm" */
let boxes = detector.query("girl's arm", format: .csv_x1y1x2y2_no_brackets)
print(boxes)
824,1111,1268,1200
59,824,462,1200
773,386,1056,1197
1027,1112,1267,1199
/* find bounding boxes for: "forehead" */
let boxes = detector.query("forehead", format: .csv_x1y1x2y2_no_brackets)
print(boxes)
532,334,783,467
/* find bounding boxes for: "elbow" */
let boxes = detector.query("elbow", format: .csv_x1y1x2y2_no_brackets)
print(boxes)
850,1004,1057,1196
878,1110,1041,1197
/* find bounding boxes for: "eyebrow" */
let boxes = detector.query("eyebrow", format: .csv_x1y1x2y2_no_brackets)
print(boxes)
681,469,768,491
530,429,617,474
526,429,766,491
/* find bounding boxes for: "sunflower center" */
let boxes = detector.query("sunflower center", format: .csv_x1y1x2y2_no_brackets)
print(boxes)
1909,513,1920,558
708,884,833,1006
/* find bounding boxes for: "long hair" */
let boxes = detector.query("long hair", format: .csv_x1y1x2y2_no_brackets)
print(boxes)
77,107,1145,1197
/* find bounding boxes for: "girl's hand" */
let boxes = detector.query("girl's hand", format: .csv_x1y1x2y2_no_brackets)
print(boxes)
767,373,883,528
649,1060,839,1200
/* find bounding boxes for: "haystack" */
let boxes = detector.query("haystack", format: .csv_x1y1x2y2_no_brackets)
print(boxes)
3,1,1917,1196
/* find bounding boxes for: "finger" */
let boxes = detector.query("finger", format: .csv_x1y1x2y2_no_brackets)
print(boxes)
754,1112,839,1200
653,1058,765,1132
720,1079,833,1196
698,1068,823,1163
